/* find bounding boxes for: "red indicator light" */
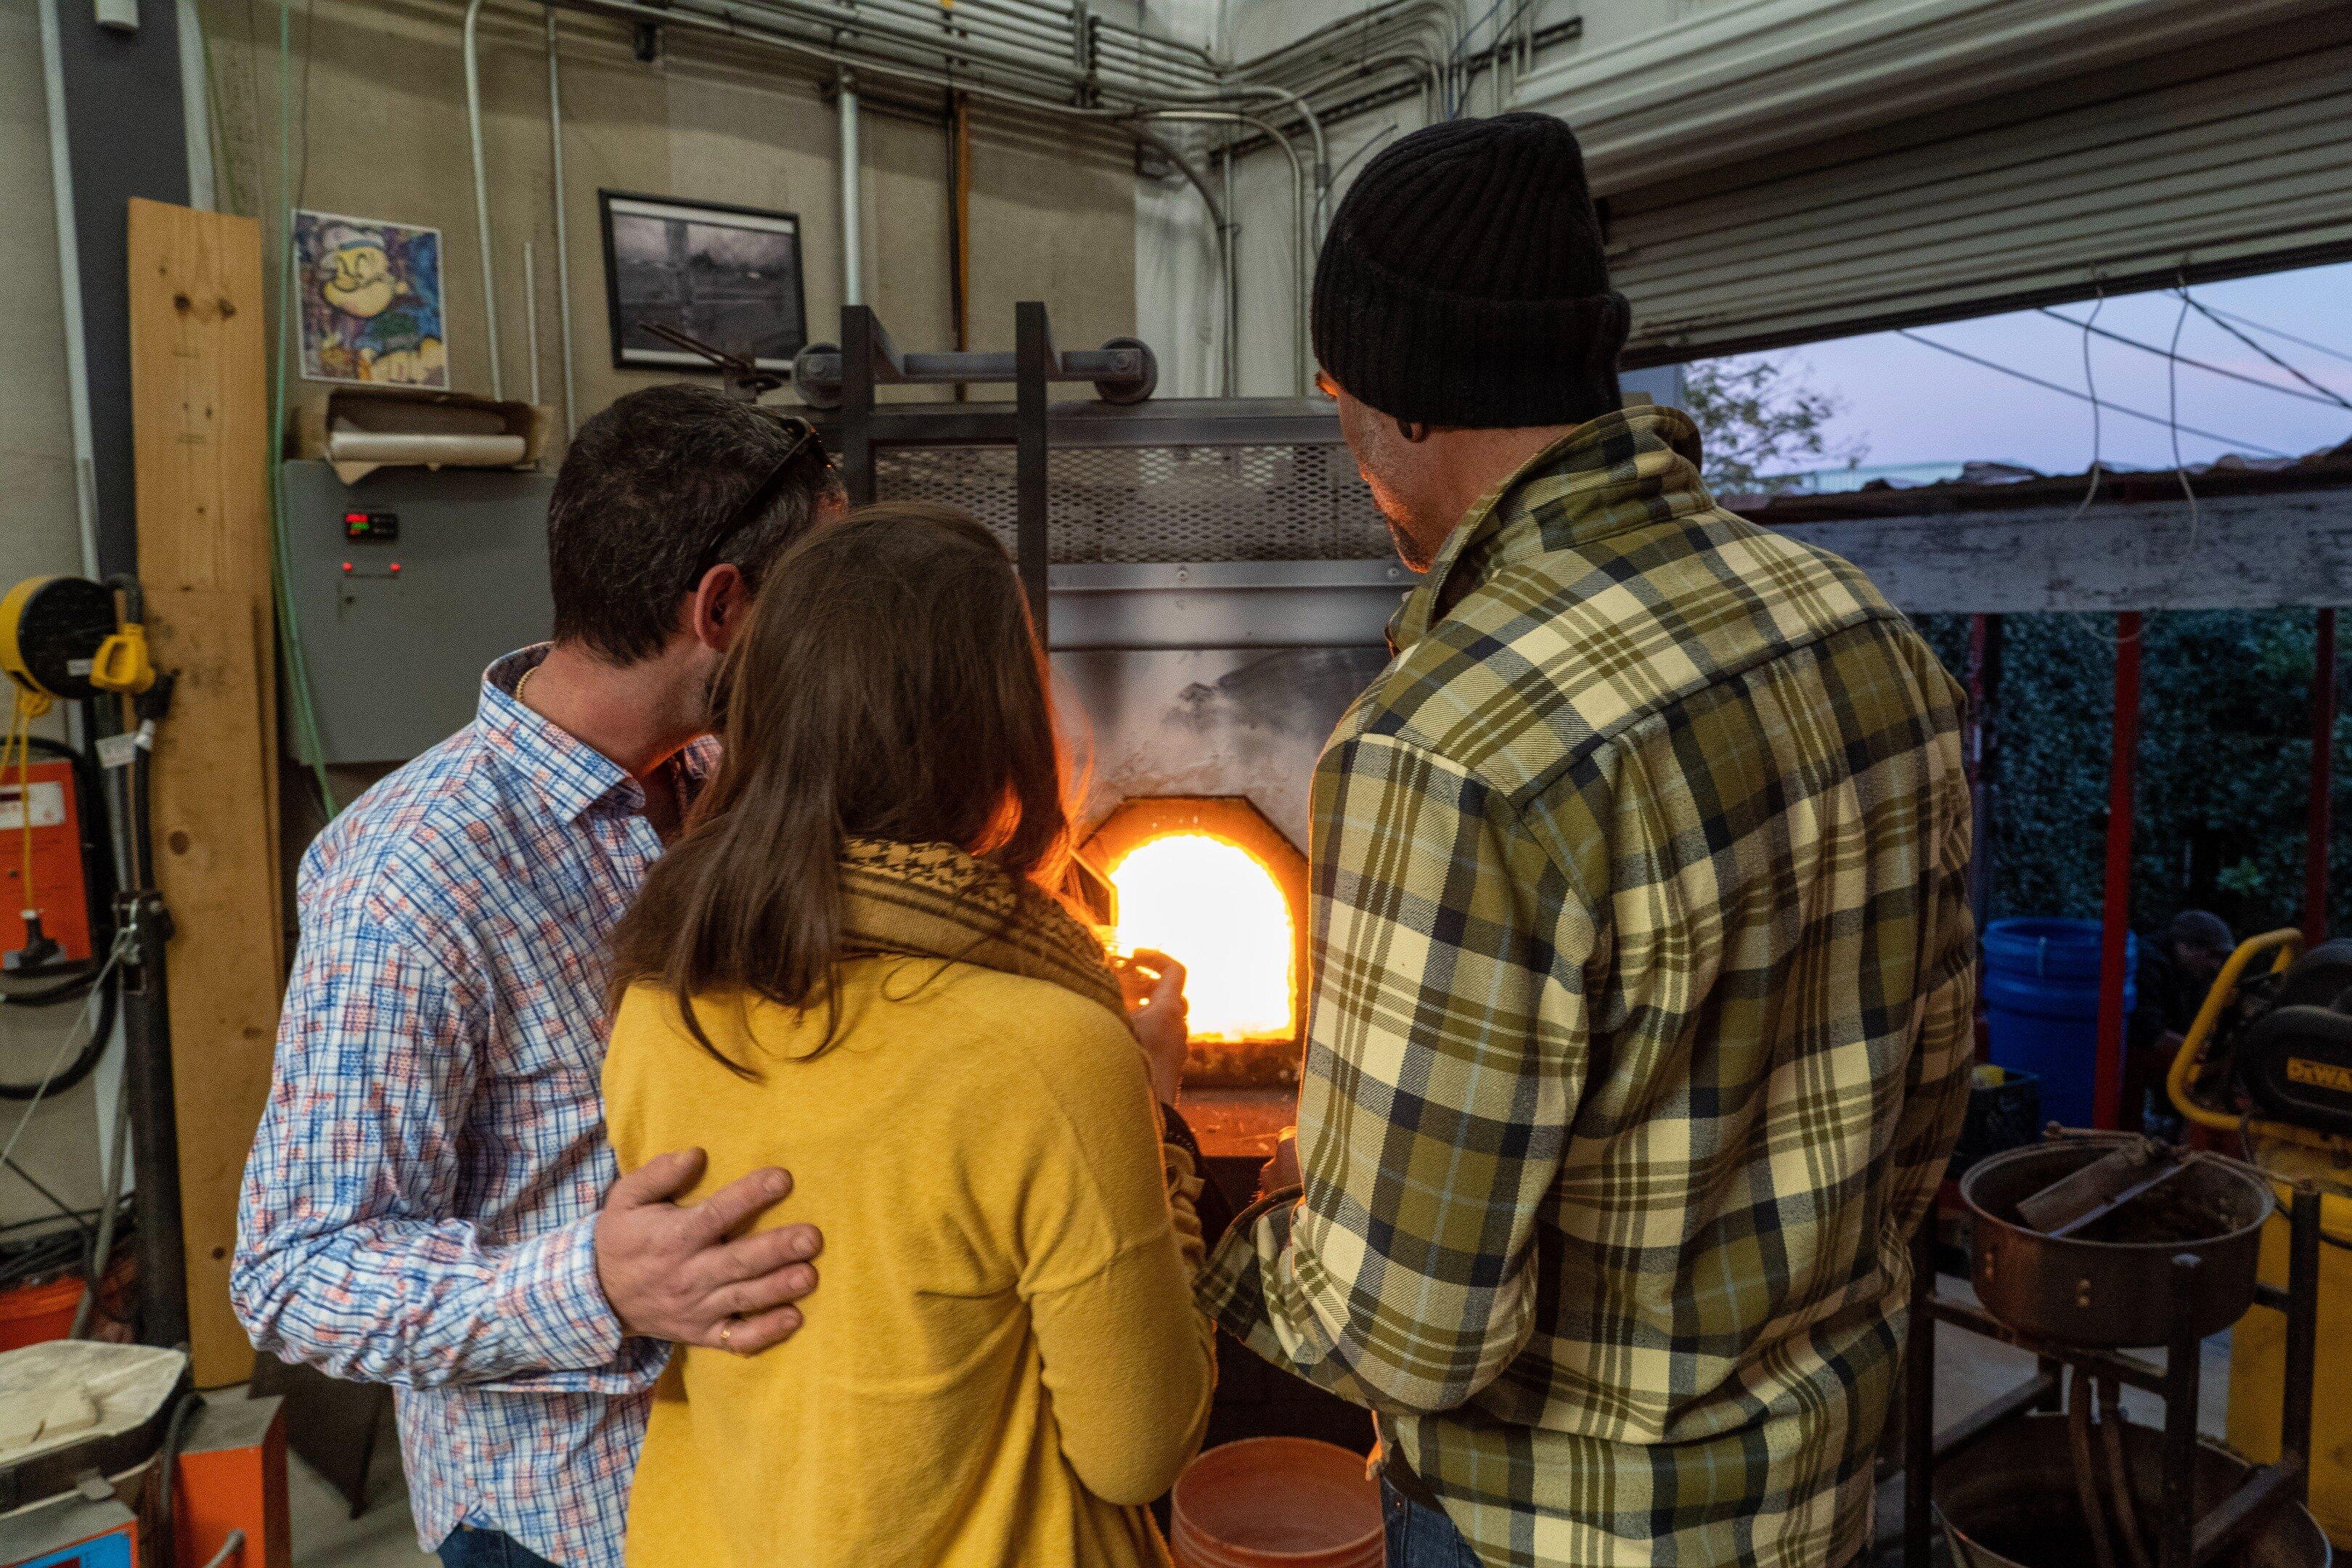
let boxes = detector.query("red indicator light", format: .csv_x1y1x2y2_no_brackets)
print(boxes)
389,562,402,574
344,512,367,525
340,561,354,573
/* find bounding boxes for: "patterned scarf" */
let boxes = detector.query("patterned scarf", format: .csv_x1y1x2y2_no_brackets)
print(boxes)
837,837,1126,1019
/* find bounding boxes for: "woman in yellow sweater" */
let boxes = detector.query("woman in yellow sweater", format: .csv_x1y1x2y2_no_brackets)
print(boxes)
602,502,1215,1568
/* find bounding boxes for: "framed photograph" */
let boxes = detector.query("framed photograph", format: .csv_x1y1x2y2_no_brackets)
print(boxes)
294,209,448,387
600,192,807,374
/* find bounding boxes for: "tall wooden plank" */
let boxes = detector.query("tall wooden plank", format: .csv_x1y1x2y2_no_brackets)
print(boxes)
127,197,280,1386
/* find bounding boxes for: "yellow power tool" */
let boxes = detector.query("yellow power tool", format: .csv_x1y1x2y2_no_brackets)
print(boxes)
2169,930,2352,1543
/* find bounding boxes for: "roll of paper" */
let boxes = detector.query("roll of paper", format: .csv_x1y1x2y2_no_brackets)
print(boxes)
323,430,528,467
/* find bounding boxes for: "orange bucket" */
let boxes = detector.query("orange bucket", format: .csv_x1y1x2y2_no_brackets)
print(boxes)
1169,1437,1384,1568
0,1271,86,1352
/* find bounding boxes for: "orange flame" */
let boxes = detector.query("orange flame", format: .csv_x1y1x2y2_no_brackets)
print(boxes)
1108,831,1296,1041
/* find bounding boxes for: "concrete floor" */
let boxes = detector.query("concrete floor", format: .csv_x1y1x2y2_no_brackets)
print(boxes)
287,1398,428,1568
279,1281,2239,1568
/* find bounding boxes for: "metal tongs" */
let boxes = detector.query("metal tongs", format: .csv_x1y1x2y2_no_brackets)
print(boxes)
2014,1136,2197,1239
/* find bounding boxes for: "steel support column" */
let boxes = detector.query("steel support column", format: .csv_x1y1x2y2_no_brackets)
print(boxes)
2307,608,2335,944
1902,1223,1936,1568
1965,613,2004,936
1015,301,1051,642
2094,613,2142,1131
48,0,191,574
121,891,189,1350
839,306,875,507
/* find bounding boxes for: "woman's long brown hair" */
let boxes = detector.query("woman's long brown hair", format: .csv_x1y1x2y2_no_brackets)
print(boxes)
609,502,1072,1072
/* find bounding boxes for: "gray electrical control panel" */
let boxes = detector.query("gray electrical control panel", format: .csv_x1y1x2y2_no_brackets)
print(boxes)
281,460,556,764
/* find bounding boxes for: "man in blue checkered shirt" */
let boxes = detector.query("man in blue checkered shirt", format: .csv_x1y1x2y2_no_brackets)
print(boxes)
234,387,842,1568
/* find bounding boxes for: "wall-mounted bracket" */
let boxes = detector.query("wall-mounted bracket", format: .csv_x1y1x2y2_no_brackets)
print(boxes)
793,318,1155,410
809,304,1161,645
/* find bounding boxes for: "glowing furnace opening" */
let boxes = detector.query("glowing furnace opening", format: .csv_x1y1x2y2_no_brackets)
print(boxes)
1107,831,1296,1043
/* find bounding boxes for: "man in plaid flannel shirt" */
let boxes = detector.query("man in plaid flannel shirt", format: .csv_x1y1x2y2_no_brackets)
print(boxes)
1199,117,1976,1567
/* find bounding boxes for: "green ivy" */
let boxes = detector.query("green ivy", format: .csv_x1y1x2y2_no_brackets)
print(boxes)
1913,610,2348,937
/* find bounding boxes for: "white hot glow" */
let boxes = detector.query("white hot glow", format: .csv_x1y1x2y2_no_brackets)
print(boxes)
1108,832,1294,1042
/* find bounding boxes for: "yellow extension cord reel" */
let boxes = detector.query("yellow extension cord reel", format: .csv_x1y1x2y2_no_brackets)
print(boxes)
0,575,155,973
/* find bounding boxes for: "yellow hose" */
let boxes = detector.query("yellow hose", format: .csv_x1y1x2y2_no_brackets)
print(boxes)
2168,928,2304,1132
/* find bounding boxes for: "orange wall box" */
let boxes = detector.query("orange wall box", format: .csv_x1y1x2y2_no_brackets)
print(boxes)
172,1397,291,1568
0,758,94,967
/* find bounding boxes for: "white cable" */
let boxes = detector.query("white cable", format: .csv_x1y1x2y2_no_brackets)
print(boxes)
2043,282,2136,650
2062,283,2106,526
0,933,130,1177
2168,282,2200,557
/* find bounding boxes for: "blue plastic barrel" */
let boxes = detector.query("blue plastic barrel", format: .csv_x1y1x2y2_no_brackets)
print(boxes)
1980,918,2136,1130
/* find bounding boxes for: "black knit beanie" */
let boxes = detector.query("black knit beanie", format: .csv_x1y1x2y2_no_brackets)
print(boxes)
1312,113,1629,430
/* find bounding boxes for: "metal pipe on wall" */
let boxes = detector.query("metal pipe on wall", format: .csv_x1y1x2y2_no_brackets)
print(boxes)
839,70,863,306
1126,120,1235,396
1137,108,1307,394
949,89,971,385
723,0,1099,97
464,0,505,399
1220,144,1236,399
523,0,1402,387
523,240,543,406
566,0,1332,194
545,7,579,438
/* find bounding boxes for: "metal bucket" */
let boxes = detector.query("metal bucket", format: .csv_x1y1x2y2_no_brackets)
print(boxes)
1963,1135,2274,1347
1935,1415,2329,1568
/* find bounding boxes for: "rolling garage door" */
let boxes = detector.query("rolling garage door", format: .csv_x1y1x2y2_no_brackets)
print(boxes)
1514,0,2352,365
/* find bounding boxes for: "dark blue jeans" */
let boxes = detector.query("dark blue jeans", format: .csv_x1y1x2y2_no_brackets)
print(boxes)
1382,1477,1486,1567
436,1528,562,1568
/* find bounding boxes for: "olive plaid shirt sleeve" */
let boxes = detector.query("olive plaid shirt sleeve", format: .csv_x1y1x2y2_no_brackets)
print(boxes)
1196,727,1591,1414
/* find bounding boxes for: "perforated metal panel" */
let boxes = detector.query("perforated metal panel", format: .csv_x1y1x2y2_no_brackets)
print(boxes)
873,442,1394,564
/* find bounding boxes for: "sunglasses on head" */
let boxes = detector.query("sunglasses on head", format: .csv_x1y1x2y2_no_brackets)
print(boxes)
691,414,836,584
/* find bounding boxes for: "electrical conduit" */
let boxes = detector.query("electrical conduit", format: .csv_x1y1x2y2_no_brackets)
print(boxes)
465,0,505,400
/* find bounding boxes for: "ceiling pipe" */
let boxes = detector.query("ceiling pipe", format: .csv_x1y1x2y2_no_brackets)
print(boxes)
514,0,1500,389
695,0,1120,96
589,0,1332,196
839,69,864,306
1133,108,1309,395
1243,1,1455,92
1221,145,1236,399
1127,120,1237,399
544,7,579,437
464,0,505,399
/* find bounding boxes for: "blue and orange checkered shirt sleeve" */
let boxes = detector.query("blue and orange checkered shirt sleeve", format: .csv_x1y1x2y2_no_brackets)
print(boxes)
233,908,640,1387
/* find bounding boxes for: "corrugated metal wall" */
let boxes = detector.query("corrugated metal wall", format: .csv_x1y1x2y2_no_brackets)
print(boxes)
1585,13,2352,364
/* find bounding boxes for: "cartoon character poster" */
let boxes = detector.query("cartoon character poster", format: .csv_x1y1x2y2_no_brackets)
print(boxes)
295,210,449,387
